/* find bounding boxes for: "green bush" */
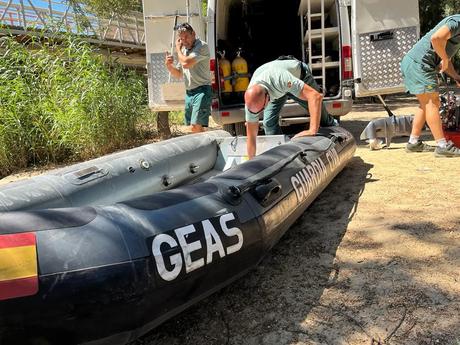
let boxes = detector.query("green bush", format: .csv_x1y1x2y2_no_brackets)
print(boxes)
0,34,148,176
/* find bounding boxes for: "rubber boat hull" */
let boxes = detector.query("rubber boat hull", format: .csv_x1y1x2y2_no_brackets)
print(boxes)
0,128,356,345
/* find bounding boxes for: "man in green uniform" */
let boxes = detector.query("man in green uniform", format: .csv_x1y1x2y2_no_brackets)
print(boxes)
401,15,460,157
165,23,211,133
244,58,336,159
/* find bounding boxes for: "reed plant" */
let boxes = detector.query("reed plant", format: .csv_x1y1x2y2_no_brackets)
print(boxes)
0,34,148,176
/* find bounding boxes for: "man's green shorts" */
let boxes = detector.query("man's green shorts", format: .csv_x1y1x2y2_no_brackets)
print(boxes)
184,85,212,126
400,55,439,95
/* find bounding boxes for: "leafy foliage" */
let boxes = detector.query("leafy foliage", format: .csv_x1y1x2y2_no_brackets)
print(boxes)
419,0,460,35
69,0,208,18
68,0,142,17
419,0,460,68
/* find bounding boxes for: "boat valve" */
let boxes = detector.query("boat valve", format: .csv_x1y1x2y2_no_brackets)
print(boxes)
162,175,173,187
140,159,150,171
221,185,243,205
229,186,241,198
189,163,200,174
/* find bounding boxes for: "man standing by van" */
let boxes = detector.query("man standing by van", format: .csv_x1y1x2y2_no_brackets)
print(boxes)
244,58,337,159
401,15,460,157
165,23,212,133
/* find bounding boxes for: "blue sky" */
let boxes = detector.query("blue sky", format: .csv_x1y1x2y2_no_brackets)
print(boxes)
12,0,69,11
1,1,95,33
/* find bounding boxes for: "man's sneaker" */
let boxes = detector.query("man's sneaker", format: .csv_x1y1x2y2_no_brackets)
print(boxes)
434,141,460,157
405,140,436,153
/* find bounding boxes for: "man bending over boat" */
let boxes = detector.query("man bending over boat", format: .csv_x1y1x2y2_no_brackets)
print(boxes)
165,23,212,133
244,58,337,159
401,15,460,157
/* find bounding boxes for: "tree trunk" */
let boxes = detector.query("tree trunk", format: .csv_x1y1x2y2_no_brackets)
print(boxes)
157,111,171,140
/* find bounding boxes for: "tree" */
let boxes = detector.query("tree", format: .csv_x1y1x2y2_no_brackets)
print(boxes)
419,0,460,35
68,0,142,17
419,0,445,35
71,0,208,17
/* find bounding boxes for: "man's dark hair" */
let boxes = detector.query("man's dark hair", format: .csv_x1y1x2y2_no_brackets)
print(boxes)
174,22,194,33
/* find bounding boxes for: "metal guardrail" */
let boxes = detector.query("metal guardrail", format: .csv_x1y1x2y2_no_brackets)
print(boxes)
0,0,145,49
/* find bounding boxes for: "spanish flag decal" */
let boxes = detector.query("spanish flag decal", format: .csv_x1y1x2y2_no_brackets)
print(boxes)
0,233,38,300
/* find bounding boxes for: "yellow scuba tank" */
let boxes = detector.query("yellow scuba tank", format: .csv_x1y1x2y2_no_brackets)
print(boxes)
218,51,233,93
231,48,249,92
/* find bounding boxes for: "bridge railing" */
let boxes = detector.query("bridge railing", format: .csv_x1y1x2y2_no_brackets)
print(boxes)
0,0,145,49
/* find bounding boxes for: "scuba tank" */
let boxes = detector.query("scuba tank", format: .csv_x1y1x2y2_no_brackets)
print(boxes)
218,51,233,93
231,48,250,93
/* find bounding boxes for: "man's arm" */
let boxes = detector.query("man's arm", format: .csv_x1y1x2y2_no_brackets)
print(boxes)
293,83,323,138
175,38,198,69
431,25,452,73
246,122,259,159
165,53,183,79
445,62,460,83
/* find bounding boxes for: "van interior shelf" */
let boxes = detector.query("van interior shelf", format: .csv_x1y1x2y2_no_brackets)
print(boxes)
304,27,339,43
311,61,340,70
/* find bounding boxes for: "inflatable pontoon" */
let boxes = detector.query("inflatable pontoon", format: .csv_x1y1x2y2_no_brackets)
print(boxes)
0,128,356,345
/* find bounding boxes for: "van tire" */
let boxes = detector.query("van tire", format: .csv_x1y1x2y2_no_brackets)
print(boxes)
223,122,247,136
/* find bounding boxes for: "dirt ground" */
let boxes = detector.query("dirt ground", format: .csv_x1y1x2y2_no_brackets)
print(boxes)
133,95,460,345
1,95,459,344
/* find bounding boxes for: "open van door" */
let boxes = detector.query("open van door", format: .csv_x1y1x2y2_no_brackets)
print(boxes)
351,0,419,97
143,0,206,111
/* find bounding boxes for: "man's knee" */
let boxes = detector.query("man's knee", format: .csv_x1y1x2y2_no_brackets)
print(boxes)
418,93,440,107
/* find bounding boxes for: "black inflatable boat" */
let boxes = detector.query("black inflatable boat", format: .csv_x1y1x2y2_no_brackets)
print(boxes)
0,128,356,345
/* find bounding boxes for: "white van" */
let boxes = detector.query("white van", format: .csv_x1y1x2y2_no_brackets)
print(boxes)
143,0,419,135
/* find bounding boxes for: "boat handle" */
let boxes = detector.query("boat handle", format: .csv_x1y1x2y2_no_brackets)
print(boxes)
253,179,282,207
370,30,394,42
73,166,102,179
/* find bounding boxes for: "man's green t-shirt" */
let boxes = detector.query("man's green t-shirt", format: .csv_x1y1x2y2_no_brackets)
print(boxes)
248,60,305,100
177,38,211,90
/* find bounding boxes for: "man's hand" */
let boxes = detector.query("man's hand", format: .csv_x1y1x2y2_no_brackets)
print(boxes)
164,52,183,79
165,52,174,67
440,58,449,73
175,37,182,51
442,59,460,86
293,129,316,139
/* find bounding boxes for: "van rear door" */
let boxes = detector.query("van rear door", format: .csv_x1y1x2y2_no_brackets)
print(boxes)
143,0,206,111
351,0,419,97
